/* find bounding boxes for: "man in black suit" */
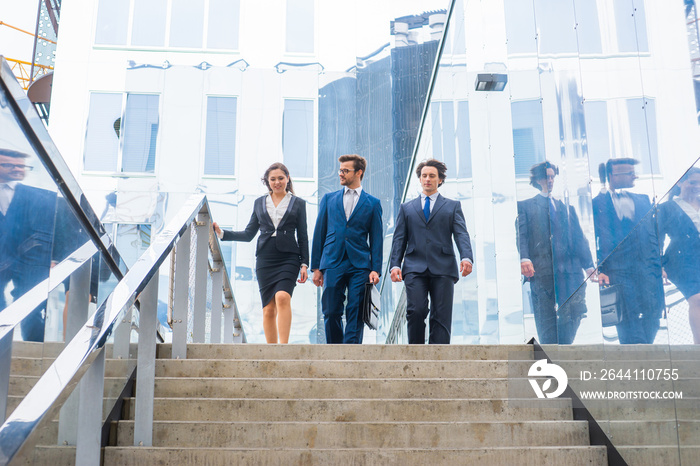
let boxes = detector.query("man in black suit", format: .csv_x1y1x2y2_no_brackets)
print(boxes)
389,159,473,344
593,158,664,344
517,161,596,344
0,148,57,341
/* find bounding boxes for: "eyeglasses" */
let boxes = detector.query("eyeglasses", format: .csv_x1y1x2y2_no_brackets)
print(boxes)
0,163,33,171
338,169,356,175
612,171,636,176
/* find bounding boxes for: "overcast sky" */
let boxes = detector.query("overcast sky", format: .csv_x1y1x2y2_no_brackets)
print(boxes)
1,2,41,62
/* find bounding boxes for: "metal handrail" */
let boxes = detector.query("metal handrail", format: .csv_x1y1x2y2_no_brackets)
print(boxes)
0,194,245,464
0,56,125,289
0,240,97,341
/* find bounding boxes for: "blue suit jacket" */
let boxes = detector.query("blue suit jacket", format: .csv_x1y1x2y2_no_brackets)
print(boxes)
0,184,57,308
311,188,383,273
389,194,473,283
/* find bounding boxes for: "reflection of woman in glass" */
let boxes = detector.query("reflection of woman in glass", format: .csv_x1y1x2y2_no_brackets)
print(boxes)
659,167,700,343
213,163,309,343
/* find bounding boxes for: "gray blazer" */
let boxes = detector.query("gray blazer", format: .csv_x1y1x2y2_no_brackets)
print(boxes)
390,194,473,283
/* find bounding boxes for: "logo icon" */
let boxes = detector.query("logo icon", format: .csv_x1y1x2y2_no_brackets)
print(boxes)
528,359,568,399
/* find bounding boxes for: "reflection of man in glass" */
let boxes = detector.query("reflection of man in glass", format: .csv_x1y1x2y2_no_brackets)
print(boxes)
0,148,57,341
593,158,664,344
517,162,596,344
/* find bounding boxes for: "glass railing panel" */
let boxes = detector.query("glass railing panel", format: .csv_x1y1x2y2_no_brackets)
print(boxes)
660,162,700,464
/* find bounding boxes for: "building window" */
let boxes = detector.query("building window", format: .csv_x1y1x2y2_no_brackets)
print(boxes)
456,101,472,178
614,0,649,53
84,93,122,172
204,96,237,176
131,0,167,47
511,100,546,177
430,101,472,178
94,0,239,50
94,0,129,45
583,97,659,176
286,0,314,53
169,0,205,48
282,99,314,178
208,0,240,50
84,92,159,173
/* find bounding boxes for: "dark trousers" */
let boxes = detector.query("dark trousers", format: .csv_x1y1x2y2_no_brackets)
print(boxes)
404,273,454,344
530,273,586,345
611,270,661,344
321,256,368,344
20,304,45,342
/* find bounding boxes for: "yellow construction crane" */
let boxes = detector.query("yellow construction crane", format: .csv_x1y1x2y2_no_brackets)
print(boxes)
0,20,55,90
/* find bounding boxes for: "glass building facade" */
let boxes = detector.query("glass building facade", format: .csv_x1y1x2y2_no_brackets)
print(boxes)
40,0,700,350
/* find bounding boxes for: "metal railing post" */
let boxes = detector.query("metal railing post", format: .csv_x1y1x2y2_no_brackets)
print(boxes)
65,260,92,343
58,260,92,445
133,274,159,446
210,261,224,344
0,331,12,423
75,347,105,465
223,295,234,344
171,224,192,359
112,306,132,360
193,212,210,343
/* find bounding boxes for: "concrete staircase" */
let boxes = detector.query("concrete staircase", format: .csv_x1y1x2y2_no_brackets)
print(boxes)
98,344,606,465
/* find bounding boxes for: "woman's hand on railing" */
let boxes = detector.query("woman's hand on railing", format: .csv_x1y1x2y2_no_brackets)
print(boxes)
212,222,223,240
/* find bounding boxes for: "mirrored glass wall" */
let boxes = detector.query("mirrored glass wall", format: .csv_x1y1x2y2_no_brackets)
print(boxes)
47,0,452,343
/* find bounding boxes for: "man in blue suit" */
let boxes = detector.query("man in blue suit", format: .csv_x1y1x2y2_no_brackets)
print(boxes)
0,148,57,341
593,157,664,344
389,159,473,344
311,154,383,344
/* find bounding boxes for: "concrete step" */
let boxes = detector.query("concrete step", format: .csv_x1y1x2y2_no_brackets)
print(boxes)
156,343,533,360
152,377,514,399
605,420,700,446
10,357,135,378
154,359,530,379
539,344,700,361
123,397,573,423
9,341,67,358
9,375,130,399
6,396,120,422
99,446,607,466
113,420,591,448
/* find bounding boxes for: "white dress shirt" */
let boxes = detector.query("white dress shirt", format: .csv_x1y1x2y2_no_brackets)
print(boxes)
344,186,362,218
0,181,18,215
419,192,439,213
675,198,700,233
266,191,292,236
611,190,635,221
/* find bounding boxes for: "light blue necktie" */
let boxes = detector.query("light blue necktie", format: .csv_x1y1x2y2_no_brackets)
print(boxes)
423,196,430,222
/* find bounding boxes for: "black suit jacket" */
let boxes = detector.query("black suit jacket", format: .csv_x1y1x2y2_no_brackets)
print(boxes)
592,191,660,272
390,194,473,283
222,194,309,265
517,194,593,278
658,199,700,278
592,190,664,313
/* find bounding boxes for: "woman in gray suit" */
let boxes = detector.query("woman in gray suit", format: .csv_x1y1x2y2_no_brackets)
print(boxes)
213,163,309,343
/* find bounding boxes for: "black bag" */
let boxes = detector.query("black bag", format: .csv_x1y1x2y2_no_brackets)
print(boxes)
362,283,380,330
599,284,624,327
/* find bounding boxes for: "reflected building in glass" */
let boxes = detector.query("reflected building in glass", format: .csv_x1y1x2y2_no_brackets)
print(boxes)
46,0,700,345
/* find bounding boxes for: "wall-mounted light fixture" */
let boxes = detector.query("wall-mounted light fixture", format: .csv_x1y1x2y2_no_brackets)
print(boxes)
475,73,508,91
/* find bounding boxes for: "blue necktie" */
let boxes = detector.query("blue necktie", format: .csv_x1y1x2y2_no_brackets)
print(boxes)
424,196,431,222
